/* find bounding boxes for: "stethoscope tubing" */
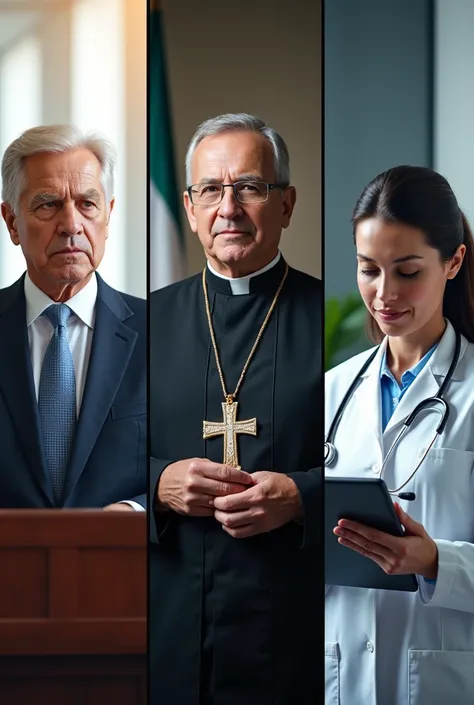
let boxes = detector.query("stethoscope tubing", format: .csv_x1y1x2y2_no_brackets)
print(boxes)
325,330,462,494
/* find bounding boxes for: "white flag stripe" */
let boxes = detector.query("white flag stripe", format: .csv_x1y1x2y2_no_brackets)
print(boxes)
150,181,186,291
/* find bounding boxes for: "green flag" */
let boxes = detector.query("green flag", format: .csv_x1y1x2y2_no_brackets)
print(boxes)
149,4,185,290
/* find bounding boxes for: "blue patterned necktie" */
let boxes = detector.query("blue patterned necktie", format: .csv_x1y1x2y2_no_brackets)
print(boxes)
38,304,77,501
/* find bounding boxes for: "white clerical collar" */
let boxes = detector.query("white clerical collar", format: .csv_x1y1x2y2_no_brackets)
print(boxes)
206,251,282,295
24,272,98,329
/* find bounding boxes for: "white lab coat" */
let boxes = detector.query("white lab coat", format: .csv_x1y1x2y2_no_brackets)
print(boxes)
325,320,474,705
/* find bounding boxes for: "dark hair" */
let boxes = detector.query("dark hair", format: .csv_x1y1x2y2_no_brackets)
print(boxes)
352,165,474,343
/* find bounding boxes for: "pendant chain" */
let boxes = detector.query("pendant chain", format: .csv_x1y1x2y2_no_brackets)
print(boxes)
202,262,289,404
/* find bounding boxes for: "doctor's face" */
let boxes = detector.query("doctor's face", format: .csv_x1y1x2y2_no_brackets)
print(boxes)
183,130,296,277
355,217,465,341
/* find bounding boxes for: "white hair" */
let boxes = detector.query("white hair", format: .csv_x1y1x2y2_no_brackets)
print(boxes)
185,113,290,187
1,124,116,214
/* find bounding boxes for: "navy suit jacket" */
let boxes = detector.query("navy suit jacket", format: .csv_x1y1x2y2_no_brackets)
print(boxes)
0,273,146,508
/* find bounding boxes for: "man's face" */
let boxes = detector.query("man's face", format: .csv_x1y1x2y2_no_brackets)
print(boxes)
1,148,114,298
183,130,296,276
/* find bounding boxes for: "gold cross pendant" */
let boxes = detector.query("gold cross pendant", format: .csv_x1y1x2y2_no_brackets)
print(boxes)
203,399,257,469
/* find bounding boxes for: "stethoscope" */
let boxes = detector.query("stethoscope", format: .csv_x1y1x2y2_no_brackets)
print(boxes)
324,330,462,501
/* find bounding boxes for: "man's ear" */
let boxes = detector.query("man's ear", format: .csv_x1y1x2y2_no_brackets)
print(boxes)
281,186,296,230
1,202,20,245
106,198,115,228
183,190,198,233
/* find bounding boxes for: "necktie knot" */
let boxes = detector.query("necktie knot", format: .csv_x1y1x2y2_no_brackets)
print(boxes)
43,303,73,330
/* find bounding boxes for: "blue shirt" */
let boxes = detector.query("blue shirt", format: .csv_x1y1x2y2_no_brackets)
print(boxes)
380,342,439,584
380,343,438,432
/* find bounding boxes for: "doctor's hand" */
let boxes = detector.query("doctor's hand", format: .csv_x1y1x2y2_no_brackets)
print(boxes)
213,470,303,539
333,503,439,580
157,458,253,517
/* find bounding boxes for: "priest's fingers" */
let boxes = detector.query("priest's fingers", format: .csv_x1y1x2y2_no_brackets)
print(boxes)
177,492,215,516
196,460,253,486
214,508,255,528
222,523,258,539
213,485,259,512
190,475,250,498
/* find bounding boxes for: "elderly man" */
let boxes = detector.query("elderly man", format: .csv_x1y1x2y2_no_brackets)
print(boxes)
0,125,146,509
150,114,322,704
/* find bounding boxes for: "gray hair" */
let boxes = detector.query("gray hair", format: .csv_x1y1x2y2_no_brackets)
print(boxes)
185,113,290,187
1,124,116,214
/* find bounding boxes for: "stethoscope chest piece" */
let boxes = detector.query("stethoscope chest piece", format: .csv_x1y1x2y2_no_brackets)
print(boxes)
324,442,337,467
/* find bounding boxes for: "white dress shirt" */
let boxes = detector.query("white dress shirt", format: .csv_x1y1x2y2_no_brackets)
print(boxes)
207,251,282,294
24,273,143,511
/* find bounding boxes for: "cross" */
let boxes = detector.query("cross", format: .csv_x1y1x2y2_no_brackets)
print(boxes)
203,399,257,469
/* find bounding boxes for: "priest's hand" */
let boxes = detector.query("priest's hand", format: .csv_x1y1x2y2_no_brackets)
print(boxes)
213,470,303,538
158,458,253,517
333,503,439,579
103,503,135,511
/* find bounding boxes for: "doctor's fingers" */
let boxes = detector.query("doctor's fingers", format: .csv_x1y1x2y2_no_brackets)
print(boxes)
336,535,400,574
336,519,404,552
334,527,398,561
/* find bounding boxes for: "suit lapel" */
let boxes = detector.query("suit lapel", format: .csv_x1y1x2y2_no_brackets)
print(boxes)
62,277,138,504
0,278,55,506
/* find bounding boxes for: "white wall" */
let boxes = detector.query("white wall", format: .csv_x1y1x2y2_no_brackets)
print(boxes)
434,0,474,225
0,0,146,297
162,0,322,279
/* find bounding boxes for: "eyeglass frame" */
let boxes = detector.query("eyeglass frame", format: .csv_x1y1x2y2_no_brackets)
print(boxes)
186,180,288,205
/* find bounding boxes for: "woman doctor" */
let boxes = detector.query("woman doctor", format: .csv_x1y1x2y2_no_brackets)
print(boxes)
325,165,474,705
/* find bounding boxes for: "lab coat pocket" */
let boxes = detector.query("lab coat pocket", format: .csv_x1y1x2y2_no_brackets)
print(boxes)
412,448,474,534
325,642,340,705
414,447,474,485
409,649,474,705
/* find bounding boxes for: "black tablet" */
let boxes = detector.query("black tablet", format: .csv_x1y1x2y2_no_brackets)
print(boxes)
325,477,418,592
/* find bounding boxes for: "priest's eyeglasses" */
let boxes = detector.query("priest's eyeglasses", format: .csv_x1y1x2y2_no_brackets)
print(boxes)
187,180,285,206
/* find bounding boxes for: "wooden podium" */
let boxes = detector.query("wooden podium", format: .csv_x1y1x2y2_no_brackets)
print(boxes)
0,511,146,704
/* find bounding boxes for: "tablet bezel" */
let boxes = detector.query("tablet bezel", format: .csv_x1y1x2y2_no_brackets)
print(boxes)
325,477,418,592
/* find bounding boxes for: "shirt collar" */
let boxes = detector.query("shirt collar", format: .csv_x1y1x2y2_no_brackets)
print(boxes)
24,272,98,329
380,340,439,384
206,251,282,295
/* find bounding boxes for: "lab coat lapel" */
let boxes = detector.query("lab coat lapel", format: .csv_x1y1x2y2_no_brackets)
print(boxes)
353,341,387,453
383,321,463,436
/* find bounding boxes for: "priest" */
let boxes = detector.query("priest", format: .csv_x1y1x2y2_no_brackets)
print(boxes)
149,113,323,705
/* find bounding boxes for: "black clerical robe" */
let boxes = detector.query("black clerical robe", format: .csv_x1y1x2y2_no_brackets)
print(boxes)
149,256,323,705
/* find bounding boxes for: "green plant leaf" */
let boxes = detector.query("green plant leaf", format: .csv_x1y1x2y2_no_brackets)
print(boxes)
325,294,367,370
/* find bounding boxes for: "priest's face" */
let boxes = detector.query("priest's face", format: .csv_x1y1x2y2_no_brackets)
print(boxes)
1,148,114,302
184,130,296,277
